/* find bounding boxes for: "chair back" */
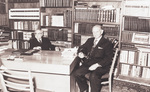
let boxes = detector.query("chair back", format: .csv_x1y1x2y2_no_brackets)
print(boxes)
0,69,34,92
108,38,119,77
108,48,119,77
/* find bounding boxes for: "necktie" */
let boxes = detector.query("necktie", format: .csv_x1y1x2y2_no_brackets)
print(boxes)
93,39,97,47
88,39,98,58
39,39,42,43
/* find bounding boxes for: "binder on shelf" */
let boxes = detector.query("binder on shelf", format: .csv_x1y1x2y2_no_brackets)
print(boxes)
132,33,150,44
51,14,64,27
9,8,40,20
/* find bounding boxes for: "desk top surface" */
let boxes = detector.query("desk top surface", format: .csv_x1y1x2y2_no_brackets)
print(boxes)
1,49,75,66
0,49,77,74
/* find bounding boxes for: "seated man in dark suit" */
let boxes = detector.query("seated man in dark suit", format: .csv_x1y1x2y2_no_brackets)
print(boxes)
73,25,114,92
29,29,56,50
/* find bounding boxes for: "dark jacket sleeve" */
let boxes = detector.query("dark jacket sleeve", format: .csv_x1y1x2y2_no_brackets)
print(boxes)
28,39,34,49
49,41,55,51
77,38,93,56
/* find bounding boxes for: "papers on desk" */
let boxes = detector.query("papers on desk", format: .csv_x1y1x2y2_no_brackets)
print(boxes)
0,46,8,54
61,47,78,64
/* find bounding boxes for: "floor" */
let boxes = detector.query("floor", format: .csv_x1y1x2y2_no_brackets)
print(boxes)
101,85,137,92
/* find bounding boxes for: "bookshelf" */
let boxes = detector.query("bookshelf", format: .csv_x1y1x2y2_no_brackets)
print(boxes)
72,0,122,47
117,0,150,86
9,8,40,50
39,0,73,48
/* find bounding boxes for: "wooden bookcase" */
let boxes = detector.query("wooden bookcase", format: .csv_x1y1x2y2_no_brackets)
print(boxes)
9,8,40,50
9,0,73,49
72,0,122,47
39,0,73,48
116,0,150,86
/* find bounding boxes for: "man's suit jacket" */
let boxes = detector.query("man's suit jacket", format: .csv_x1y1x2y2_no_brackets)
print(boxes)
78,37,113,68
29,37,55,50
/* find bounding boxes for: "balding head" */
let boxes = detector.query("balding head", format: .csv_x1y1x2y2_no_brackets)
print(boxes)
92,25,103,39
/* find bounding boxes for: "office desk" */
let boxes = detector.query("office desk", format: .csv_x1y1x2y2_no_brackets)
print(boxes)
0,50,77,92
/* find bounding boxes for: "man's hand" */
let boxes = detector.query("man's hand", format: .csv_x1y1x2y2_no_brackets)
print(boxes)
33,46,41,50
89,63,101,70
78,52,85,58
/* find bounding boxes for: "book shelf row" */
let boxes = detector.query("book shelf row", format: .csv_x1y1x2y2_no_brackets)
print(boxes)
9,20,39,30
0,2,6,14
11,31,33,41
124,16,150,32
41,10,72,27
44,28,71,41
120,64,150,79
40,0,71,7
74,8,120,23
121,31,150,45
8,0,39,3
0,14,7,26
120,49,150,66
12,40,30,50
74,23,119,37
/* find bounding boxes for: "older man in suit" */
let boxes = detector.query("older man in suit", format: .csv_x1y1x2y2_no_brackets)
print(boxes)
29,29,56,50
73,25,113,92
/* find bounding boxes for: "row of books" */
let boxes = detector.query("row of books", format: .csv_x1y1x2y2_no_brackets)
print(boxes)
40,0,71,7
46,28,70,41
9,20,39,30
0,14,7,26
41,10,72,27
120,49,150,66
11,31,33,41
13,2,39,8
74,23,119,37
8,0,39,3
12,40,30,50
124,16,150,32
0,3,6,14
74,8,120,23
120,64,150,79
121,31,150,45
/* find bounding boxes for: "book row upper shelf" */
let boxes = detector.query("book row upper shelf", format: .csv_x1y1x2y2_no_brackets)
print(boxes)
74,23,119,37
40,0,72,8
8,0,39,3
73,0,121,24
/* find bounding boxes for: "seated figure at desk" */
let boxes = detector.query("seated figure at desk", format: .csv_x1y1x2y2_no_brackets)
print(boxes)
73,25,113,92
29,29,56,50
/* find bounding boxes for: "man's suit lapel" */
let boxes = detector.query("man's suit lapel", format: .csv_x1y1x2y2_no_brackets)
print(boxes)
95,37,105,47
92,37,105,54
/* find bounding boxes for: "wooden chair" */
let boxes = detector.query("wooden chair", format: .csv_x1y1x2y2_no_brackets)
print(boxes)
0,69,51,92
85,39,119,92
